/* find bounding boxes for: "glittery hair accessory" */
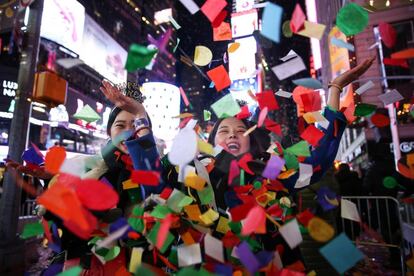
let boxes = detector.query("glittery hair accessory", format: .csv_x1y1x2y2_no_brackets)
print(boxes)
116,82,146,103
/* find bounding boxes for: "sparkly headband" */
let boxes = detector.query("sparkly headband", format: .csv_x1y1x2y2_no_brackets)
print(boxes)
116,82,146,103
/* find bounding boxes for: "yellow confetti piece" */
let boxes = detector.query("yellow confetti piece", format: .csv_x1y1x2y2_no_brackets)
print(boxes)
122,179,139,190
278,169,296,179
184,172,206,191
303,112,317,124
172,113,194,119
129,247,144,273
199,208,219,226
197,139,214,155
307,217,335,243
307,270,317,276
216,216,230,234
228,42,240,53
243,124,257,137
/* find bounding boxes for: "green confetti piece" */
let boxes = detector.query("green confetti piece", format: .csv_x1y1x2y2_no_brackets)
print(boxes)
282,20,293,38
125,43,158,72
168,247,178,266
104,246,121,261
150,205,172,219
284,152,299,170
73,104,101,123
21,221,44,239
211,94,241,119
383,176,405,190
135,264,155,276
147,221,174,254
128,205,144,232
253,180,262,189
173,38,180,53
95,247,109,257
197,186,214,205
336,3,369,36
299,224,309,234
228,221,242,234
246,237,262,251
167,189,194,213
285,141,311,157
354,103,377,117
88,236,102,246
203,109,211,121
240,169,245,186
57,266,82,276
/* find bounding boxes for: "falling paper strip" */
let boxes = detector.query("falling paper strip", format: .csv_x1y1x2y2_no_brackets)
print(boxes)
129,247,144,273
292,78,323,89
275,89,292,98
261,2,283,43
341,198,361,222
297,21,326,40
355,80,375,95
280,50,298,62
168,16,181,30
211,93,241,118
377,89,404,106
330,37,355,52
73,104,101,123
279,219,303,249
177,243,202,267
179,0,199,14
272,56,307,81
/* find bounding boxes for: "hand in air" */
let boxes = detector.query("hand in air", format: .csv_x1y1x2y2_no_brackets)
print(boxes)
331,57,375,88
100,80,146,117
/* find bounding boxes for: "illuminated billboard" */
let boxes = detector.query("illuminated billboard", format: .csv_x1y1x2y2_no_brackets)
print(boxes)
228,36,257,81
328,26,350,79
80,15,127,85
231,9,258,38
40,0,85,54
235,0,255,12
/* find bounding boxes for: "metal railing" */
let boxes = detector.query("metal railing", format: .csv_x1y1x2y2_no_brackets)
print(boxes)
341,196,405,275
19,199,37,218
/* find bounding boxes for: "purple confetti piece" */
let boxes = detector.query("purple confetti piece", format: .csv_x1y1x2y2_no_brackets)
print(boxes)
262,155,285,180
236,241,260,274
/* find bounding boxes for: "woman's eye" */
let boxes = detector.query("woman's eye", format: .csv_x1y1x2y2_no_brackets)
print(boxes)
115,124,125,128
218,130,228,134
238,130,246,133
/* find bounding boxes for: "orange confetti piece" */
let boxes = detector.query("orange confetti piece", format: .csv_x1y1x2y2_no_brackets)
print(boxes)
45,146,66,174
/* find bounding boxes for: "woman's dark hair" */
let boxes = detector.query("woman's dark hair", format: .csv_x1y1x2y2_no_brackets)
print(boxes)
106,107,152,136
207,117,271,158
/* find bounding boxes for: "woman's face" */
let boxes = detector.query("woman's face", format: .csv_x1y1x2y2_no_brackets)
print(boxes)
214,117,250,156
110,110,136,154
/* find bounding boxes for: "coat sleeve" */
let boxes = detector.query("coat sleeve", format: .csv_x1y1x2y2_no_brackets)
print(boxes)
282,106,347,191
124,133,166,195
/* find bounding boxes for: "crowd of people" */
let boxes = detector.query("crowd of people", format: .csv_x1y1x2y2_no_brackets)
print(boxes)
1,58,378,274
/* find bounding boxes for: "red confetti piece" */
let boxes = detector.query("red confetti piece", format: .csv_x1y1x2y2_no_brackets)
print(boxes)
131,170,160,186
371,113,390,128
290,4,306,33
45,146,66,174
256,90,279,111
300,125,324,147
379,22,397,49
76,179,119,211
257,107,268,128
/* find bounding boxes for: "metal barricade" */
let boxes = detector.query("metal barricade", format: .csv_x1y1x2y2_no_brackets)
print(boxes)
341,196,405,275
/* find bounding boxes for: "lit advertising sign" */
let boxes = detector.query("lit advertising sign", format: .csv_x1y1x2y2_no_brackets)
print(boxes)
141,82,180,151
328,26,350,79
80,15,127,85
40,0,85,54
235,0,255,12
231,9,258,38
228,36,257,81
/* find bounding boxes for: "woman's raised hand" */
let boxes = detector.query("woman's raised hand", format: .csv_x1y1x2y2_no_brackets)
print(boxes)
100,80,146,116
331,57,375,88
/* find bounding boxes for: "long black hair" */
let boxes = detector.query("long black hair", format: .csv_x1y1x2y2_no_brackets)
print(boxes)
207,117,271,158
